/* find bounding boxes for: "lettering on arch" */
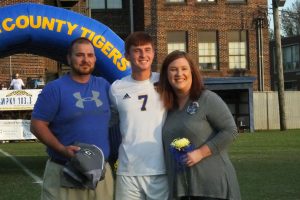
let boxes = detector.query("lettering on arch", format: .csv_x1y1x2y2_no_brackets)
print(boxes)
0,3,131,82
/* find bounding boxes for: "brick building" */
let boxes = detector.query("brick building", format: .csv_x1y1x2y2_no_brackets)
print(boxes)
0,0,270,131
0,1,56,88
270,35,300,91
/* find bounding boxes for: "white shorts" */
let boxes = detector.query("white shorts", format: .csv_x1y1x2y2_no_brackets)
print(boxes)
115,175,168,200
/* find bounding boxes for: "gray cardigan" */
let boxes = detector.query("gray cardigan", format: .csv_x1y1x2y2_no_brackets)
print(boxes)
162,90,241,200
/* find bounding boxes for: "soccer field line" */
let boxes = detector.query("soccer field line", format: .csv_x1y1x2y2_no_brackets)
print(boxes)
0,148,42,185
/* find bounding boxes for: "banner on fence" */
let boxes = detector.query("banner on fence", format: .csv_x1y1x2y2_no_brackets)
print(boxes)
0,89,41,111
0,120,36,140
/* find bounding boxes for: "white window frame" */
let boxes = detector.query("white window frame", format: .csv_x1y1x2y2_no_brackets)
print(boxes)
197,0,216,2
166,0,185,2
167,31,187,54
228,31,247,69
227,0,246,2
282,44,300,72
198,31,218,70
89,0,122,9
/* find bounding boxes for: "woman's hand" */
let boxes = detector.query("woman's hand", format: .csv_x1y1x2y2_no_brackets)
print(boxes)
185,145,212,167
185,148,203,167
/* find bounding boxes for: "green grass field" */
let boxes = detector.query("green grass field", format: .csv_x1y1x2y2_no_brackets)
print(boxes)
230,130,300,200
1,130,300,200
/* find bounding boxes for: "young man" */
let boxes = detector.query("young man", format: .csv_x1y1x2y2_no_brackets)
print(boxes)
109,32,168,200
30,37,113,200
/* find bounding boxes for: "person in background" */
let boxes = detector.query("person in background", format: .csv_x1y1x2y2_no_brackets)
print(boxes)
9,73,25,90
109,31,168,200
1,82,7,90
157,50,241,200
34,76,45,89
30,37,114,200
26,77,35,89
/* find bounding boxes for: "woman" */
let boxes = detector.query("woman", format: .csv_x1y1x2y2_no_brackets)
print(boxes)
158,51,241,200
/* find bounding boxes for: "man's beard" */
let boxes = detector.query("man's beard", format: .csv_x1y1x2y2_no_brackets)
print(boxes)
71,64,94,75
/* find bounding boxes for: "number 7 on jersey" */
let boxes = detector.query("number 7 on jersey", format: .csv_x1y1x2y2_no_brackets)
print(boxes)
138,95,148,111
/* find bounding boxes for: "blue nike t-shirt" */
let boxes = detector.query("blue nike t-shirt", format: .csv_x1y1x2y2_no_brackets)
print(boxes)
32,75,111,161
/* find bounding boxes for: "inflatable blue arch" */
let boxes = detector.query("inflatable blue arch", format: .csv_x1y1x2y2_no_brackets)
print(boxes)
0,3,131,82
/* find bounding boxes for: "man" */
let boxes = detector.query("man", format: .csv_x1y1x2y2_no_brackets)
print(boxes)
30,37,113,200
109,32,168,200
34,76,45,89
9,73,25,90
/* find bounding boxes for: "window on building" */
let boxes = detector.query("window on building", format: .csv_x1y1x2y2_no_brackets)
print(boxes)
282,44,300,72
197,0,216,2
272,47,277,73
198,31,218,70
89,0,122,9
227,0,246,3
167,32,187,54
285,81,298,91
166,0,185,2
274,81,298,91
228,31,247,69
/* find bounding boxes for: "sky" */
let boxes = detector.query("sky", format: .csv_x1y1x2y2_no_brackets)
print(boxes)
268,0,295,10
268,0,296,29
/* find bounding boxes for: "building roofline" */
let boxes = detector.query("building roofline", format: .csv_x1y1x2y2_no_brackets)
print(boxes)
204,76,256,85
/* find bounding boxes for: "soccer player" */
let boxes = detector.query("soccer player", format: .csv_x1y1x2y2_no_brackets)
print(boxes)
109,31,168,200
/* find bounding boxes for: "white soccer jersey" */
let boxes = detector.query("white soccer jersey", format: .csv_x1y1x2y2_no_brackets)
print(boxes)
109,72,166,176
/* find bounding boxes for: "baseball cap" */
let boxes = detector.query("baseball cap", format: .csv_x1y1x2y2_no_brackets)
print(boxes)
61,142,106,189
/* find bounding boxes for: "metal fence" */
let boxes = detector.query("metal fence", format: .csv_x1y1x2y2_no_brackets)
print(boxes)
253,91,300,130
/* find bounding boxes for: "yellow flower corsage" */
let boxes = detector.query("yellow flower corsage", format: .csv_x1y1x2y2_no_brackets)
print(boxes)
170,138,191,151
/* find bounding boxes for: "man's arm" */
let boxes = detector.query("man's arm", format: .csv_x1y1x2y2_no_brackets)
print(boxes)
8,80,14,89
30,119,80,158
21,79,25,88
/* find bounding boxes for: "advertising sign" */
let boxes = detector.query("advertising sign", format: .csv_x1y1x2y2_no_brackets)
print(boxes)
0,120,36,140
0,89,41,111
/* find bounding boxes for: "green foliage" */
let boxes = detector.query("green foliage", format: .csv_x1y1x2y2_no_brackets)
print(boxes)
281,1,300,37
